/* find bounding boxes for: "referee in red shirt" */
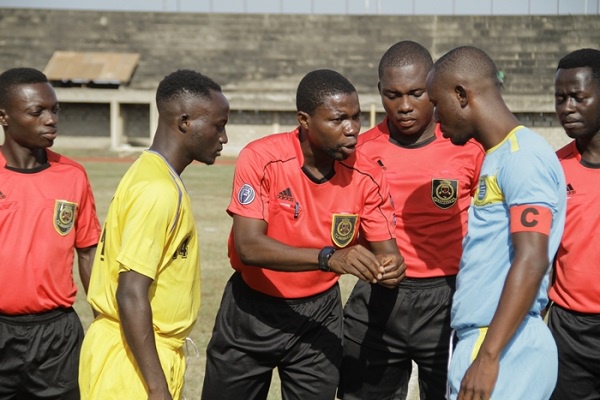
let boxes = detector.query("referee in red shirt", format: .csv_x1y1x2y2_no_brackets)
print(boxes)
0,68,101,399
202,69,406,400
548,47,600,400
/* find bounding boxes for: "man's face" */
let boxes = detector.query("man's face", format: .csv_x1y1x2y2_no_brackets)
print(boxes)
186,90,230,165
379,63,434,137
301,92,361,161
0,82,59,149
425,70,472,146
554,67,600,140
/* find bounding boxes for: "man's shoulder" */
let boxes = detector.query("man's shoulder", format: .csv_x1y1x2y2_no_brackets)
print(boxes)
455,138,485,155
344,148,385,178
242,130,299,160
253,130,294,144
46,149,89,176
556,140,577,161
357,124,387,147
513,126,553,148
497,127,554,161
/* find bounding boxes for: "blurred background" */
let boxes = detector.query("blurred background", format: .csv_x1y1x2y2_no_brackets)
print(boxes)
1,0,598,155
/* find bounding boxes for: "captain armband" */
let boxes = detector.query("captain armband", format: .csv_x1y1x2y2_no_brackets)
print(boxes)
509,205,552,235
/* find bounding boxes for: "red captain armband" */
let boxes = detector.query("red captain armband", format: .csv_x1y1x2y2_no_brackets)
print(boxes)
509,205,552,235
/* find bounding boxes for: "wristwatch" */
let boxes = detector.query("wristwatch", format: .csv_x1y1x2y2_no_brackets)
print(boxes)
318,246,336,272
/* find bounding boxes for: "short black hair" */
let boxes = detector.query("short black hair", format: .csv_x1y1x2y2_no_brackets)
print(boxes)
557,48,600,85
433,46,499,85
0,67,49,107
296,69,357,116
155,69,222,112
378,40,433,79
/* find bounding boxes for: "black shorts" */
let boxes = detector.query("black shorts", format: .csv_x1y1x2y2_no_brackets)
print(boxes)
202,272,343,400
0,307,83,400
340,276,455,400
548,304,600,400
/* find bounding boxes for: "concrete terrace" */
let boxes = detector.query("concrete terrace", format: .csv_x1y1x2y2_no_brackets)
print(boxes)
1,9,599,152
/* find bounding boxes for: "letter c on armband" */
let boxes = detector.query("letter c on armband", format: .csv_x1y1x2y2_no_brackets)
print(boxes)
510,205,552,235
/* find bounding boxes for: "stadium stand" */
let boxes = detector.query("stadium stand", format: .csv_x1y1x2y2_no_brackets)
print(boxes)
1,8,598,153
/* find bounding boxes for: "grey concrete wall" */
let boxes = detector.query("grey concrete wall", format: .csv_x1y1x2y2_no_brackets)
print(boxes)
0,9,592,155
1,9,599,95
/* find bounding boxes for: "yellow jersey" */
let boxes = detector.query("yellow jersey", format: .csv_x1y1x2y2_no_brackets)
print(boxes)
88,151,200,339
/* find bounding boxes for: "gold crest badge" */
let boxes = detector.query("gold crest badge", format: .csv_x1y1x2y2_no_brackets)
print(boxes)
331,214,358,248
54,200,77,236
431,179,458,209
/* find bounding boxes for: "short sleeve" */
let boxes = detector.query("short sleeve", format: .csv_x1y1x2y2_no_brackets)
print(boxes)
499,149,562,212
75,171,101,248
227,146,270,222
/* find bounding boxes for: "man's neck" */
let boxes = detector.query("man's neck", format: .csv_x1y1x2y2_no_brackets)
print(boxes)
577,133,600,164
387,119,436,147
1,144,48,169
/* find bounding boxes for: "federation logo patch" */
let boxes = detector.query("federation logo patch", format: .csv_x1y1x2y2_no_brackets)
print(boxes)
237,183,256,205
477,176,487,202
54,200,77,236
331,214,358,248
431,179,458,209
473,174,503,206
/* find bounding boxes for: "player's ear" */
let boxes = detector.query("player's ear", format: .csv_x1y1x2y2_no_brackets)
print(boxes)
178,113,189,133
455,84,468,108
297,111,309,130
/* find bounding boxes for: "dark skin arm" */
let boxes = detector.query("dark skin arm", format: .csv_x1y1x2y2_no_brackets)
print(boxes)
77,245,99,318
233,214,405,284
458,230,550,400
76,245,97,294
116,271,172,400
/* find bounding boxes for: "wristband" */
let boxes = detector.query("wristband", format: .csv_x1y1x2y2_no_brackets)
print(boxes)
318,246,336,272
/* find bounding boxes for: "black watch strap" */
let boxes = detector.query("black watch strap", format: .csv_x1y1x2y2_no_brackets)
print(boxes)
318,246,336,272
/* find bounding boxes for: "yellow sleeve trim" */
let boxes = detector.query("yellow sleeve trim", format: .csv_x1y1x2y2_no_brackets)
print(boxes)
486,125,525,154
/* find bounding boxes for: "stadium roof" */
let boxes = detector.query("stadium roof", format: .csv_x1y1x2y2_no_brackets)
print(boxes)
43,51,139,86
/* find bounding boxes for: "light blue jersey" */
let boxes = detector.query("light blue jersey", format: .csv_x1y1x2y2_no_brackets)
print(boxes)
451,126,566,330
447,126,566,400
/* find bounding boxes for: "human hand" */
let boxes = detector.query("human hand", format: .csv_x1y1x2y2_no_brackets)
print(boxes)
327,244,385,283
457,354,499,400
376,254,407,288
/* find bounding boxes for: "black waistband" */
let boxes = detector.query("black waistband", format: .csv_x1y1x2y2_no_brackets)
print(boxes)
234,272,339,305
553,303,600,318
397,275,456,289
0,307,75,325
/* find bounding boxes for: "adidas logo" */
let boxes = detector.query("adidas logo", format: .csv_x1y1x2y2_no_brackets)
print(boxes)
276,188,294,202
566,183,576,196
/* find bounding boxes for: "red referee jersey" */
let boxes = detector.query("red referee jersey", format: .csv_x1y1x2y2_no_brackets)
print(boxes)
0,149,101,314
549,141,600,313
358,120,484,278
227,128,396,298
